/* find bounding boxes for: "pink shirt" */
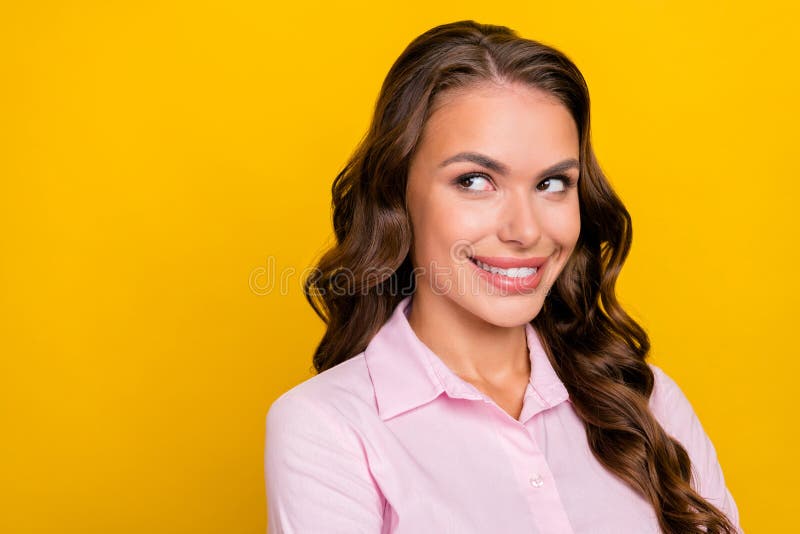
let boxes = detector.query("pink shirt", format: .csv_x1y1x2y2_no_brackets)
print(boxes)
265,295,741,533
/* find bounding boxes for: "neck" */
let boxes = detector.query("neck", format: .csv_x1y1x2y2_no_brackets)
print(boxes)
405,288,530,383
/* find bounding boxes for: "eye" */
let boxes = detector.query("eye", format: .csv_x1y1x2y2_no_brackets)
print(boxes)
454,173,494,193
536,175,574,193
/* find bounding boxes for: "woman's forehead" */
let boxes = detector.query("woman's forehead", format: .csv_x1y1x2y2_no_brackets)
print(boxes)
429,81,560,114
416,84,579,168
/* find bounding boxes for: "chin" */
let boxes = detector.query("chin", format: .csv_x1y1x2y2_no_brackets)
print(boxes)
457,293,546,328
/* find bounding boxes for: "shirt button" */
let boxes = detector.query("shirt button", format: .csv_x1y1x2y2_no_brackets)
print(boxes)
529,474,544,488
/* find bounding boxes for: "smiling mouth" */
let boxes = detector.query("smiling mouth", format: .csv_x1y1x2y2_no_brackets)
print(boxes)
468,257,539,278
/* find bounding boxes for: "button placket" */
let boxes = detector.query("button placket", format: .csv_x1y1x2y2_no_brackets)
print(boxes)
489,412,575,533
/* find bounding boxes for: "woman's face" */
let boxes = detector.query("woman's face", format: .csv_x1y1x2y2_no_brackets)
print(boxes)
406,81,581,327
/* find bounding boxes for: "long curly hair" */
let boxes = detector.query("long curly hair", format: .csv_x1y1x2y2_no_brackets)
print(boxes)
303,20,736,533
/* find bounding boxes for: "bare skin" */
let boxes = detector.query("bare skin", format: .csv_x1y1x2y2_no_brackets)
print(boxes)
407,294,531,420
405,81,581,420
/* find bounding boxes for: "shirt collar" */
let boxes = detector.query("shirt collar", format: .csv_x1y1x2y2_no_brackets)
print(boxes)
364,294,570,422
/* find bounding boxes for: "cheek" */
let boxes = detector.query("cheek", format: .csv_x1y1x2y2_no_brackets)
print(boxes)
411,195,486,257
543,202,581,246
408,196,449,265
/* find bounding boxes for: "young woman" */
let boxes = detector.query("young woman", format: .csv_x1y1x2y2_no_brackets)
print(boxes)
265,20,741,534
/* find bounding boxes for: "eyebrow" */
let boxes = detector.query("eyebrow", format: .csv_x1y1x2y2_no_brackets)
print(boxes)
438,151,579,179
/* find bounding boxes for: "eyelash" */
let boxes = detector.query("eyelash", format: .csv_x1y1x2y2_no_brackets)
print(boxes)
453,172,578,194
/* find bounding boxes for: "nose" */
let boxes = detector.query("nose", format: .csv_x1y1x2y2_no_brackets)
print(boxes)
497,190,541,247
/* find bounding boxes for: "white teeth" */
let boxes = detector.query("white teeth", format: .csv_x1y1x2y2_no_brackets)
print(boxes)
474,259,537,278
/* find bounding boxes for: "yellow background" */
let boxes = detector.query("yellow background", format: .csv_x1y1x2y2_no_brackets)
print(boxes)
2,1,797,532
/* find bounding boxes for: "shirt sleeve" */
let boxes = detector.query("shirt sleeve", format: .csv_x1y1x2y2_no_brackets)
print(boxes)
264,390,385,533
648,364,742,532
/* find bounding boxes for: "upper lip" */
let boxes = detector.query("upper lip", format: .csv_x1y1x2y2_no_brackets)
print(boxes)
470,255,548,269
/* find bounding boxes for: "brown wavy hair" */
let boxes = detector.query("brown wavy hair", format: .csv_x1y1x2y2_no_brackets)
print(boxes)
303,20,735,534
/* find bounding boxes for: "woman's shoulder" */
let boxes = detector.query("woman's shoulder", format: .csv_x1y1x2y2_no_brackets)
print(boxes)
647,363,702,437
647,361,726,478
646,363,741,528
266,352,378,430
647,363,703,431
648,363,684,411
647,364,723,480
264,353,387,530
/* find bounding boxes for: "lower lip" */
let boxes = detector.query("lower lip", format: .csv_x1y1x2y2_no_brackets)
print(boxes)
468,257,547,295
